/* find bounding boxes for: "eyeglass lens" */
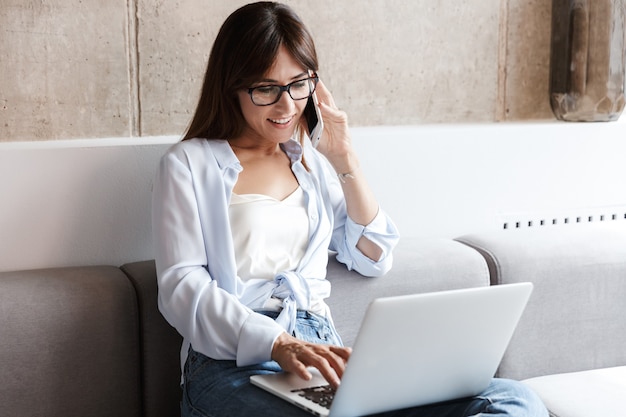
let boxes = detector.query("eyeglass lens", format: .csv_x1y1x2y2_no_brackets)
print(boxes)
251,78,316,105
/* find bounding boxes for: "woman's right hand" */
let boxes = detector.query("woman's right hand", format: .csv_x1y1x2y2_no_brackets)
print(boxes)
271,332,352,390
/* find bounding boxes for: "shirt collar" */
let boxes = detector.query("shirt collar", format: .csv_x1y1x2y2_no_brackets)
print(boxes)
280,138,304,163
203,139,241,171
204,137,303,169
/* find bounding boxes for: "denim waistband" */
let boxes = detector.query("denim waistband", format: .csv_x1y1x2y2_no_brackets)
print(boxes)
256,309,343,346
256,309,327,323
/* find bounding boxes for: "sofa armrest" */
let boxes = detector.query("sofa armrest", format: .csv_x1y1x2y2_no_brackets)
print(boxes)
0,266,141,417
327,237,490,347
121,260,183,417
457,222,626,380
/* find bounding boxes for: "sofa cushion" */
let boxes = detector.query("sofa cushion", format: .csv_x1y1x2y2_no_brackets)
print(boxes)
0,266,141,417
327,237,490,346
457,222,626,380
523,366,626,417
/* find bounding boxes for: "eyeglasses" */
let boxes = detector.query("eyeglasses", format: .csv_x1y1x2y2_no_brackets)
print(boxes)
247,76,319,106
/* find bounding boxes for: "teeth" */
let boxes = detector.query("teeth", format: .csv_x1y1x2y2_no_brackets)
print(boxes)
269,116,292,124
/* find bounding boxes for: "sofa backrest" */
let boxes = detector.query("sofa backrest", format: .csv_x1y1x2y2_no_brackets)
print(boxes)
325,237,490,346
458,222,626,380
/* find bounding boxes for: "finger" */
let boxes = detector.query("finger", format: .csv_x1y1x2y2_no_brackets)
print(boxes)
323,346,352,378
318,101,346,122
309,357,341,389
284,357,313,382
330,345,352,362
302,349,347,389
296,363,313,382
322,350,347,380
315,80,337,109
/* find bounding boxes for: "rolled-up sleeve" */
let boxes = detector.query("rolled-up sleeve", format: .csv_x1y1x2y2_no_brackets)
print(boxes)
337,209,399,276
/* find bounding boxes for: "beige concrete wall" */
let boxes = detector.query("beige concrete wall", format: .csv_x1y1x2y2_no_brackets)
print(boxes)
0,0,554,142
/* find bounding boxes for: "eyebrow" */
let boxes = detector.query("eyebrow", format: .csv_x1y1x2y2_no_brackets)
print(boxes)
256,71,309,84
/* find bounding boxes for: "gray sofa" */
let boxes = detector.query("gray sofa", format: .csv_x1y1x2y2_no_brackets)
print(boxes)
1,227,625,417
457,223,626,417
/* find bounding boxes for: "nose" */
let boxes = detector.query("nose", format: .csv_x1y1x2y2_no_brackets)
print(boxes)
274,88,296,109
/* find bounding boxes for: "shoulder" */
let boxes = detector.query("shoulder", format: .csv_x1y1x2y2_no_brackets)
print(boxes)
164,138,227,158
161,139,238,170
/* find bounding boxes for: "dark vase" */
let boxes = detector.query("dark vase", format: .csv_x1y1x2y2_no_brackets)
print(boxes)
549,0,626,121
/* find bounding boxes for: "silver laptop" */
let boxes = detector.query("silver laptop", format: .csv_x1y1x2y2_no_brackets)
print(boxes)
251,282,533,417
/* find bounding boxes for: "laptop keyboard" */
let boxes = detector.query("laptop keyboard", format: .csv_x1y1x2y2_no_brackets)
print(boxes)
291,385,336,409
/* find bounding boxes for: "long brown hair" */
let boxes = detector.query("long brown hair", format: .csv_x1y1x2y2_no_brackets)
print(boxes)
183,2,319,141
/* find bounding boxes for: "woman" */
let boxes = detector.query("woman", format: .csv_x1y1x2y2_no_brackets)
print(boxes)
152,2,547,416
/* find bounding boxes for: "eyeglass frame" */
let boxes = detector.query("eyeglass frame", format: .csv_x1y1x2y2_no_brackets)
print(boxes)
246,75,319,106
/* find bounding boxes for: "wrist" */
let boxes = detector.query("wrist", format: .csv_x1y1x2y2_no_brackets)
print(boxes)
330,153,359,180
337,166,359,183
271,332,291,360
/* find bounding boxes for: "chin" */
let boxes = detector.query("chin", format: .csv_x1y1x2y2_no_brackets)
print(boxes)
276,128,298,143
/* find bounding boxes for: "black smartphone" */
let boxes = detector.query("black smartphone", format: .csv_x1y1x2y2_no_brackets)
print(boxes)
304,76,323,148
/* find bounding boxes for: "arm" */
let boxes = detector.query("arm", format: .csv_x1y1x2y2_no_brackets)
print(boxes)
315,82,380,256
313,81,399,273
152,147,285,366
155,147,352,386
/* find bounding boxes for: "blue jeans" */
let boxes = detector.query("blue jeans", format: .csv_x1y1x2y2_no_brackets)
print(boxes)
181,311,548,417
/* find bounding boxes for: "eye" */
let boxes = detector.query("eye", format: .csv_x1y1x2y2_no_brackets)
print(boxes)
291,80,308,90
255,86,277,96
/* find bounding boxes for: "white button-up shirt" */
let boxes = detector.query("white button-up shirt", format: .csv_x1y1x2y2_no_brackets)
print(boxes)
152,137,399,376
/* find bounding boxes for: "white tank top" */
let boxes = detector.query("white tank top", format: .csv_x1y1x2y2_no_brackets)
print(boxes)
229,187,309,281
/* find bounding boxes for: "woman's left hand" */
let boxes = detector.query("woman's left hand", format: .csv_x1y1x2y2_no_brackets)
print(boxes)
313,81,358,174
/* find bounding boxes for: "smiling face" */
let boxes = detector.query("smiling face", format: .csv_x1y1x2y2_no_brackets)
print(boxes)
236,45,309,146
